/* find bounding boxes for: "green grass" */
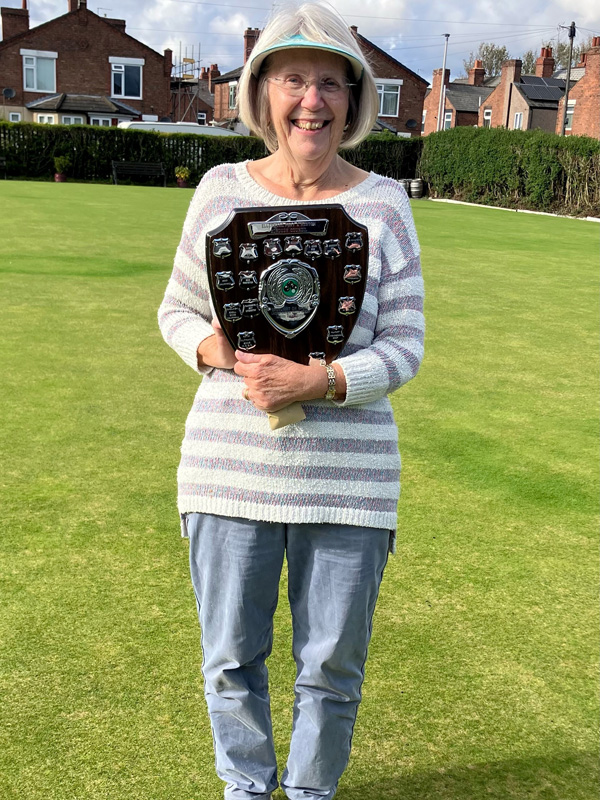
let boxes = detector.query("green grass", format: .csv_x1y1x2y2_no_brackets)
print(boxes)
0,181,597,800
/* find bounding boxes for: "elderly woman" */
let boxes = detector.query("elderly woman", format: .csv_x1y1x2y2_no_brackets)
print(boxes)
158,3,424,799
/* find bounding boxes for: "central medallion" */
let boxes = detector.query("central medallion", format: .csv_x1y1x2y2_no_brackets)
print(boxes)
258,258,320,338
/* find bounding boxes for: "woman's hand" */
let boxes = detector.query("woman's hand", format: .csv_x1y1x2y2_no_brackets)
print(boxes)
234,351,346,412
197,319,237,370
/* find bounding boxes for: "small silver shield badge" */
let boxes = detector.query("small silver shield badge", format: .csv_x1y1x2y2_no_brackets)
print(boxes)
259,259,320,338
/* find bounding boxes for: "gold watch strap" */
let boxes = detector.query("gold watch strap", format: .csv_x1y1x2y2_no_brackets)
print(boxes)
319,359,336,400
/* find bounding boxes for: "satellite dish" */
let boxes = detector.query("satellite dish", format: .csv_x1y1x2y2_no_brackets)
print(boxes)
159,116,172,122
405,118,417,129
3,88,16,99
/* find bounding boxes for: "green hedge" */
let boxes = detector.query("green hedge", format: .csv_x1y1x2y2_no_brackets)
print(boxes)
419,126,600,217
0,122,422,184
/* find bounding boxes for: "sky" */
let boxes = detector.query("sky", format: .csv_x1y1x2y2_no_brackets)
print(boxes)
7,0,600,82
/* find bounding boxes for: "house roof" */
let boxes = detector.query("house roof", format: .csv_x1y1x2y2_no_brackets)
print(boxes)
446,83,494,113
26,93,139,116
212,67,243,84
552,66,585,82
513,76,566,109
354,31,428,86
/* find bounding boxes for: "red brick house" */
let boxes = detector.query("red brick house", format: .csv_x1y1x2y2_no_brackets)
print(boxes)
555,37,600,139
0,0,172,125
422,61,497,136
477,49,568,133
212,26,428,138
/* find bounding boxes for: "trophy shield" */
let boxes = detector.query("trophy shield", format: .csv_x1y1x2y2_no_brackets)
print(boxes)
206,205,369,364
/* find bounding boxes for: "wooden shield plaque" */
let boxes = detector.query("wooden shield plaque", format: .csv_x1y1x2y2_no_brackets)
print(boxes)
206,204,369,364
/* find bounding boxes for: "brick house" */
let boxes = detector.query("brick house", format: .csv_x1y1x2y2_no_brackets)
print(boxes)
171,67,216,125
555,37,600,139
477,49,568,133
0,0,172,125
422,61,497,135
212,26,428,138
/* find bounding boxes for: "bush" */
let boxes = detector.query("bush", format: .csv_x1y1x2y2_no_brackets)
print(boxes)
0,121,424,185
419,126,600,216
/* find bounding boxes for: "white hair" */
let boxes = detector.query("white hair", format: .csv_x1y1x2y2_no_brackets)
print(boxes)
237,2,380,153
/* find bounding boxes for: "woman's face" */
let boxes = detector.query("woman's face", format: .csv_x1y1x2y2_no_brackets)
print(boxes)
265,50,351,166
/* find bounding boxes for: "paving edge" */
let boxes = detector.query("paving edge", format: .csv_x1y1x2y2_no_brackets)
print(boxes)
426,197,600,223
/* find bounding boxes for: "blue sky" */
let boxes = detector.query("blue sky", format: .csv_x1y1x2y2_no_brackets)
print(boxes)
8,0,600,81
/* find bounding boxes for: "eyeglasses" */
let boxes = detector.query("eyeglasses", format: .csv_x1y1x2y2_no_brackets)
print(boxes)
268,75,355,97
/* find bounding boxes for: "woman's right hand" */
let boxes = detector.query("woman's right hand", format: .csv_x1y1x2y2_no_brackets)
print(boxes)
197,319,237,370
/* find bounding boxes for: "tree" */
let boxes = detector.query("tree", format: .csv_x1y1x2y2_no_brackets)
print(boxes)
463,43,512,77
521,49,537,74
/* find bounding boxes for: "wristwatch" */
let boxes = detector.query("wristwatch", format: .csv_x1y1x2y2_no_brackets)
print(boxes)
319,359,336,401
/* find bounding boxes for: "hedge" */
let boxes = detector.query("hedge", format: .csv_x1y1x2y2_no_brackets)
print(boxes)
419,126,600,217
0,122,422,185
2,121,598,216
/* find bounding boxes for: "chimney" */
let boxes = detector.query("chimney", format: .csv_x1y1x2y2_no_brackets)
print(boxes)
535,47,555,78
243,27,261,64
200,67,209,81
106,17,126,33
1,5,29,39
163,48,172,78
68,0,87,9
468,59,485,86
432,67,450,89
350,25,358,34
208,64,220,93
593,36,600,48
501,59,521,85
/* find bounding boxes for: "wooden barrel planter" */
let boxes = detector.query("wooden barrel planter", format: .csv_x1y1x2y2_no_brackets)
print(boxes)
410,178,424,198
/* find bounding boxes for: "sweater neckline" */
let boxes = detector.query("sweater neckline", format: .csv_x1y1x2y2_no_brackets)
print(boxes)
235,160,379,205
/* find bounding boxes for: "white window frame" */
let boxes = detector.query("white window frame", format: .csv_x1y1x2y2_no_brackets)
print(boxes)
443,110,452,130
90,116,112,127
514,111,523,130
21,48,57,93
375,79,402,118
62,115,84,125
228,82,238,110
37,114,55,124
565,99,576,130
483,108,492,128
421,109,426,134
109,56,144,100
197,111,207,124
9,112,22,122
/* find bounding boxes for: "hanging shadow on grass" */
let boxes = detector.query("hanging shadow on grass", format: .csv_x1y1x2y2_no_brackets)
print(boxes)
337,749,598,800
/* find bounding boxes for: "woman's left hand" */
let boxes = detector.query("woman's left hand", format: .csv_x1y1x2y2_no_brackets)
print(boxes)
234,350,329,412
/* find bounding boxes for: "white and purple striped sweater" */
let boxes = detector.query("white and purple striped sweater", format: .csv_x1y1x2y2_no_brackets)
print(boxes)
158,161,425,532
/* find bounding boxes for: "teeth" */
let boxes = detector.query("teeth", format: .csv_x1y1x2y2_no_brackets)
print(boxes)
294,121,325,130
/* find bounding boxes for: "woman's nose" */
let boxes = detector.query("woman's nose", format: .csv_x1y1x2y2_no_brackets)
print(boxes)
301,82,325,110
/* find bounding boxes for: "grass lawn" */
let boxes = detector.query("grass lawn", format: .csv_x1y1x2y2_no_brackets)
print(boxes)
0,181,597,800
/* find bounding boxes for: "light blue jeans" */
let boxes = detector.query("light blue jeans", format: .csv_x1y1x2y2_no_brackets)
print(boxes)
186,513,390,800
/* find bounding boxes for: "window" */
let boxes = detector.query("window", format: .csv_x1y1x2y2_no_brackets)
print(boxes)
565,100,575,130
90,117,112,127
21,49,57,92
443,110,452,130
37,115,55,124
483,108,492,128
62,116,84,125
228,82,237,110
197,111,207,124
9,112,21,122
421,110,426,134
109,57,144,99
514,112,523,130
376,81,402,117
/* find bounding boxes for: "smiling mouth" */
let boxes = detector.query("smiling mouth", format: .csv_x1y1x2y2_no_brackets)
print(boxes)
292,120,331,130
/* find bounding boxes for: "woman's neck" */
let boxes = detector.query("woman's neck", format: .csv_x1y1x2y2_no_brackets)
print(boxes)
248,152,367,201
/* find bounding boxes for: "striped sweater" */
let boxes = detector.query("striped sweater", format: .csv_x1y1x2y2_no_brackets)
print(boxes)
158,161,425,532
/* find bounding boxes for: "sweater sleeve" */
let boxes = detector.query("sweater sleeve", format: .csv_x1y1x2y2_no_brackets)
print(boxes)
157,180,217,375
334,187,425,406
